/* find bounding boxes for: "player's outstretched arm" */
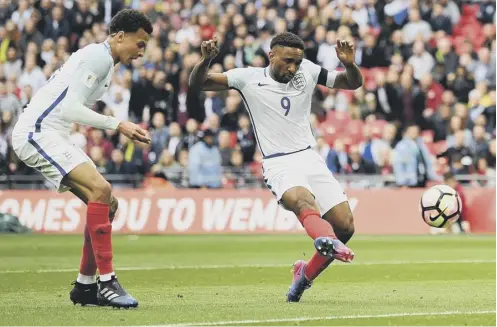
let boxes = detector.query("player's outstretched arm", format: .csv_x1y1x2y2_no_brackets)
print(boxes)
332,39,363,90
188,38,229,92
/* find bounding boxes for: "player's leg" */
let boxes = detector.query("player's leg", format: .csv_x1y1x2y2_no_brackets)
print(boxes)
303,156,356,282
68,185,119,306
305,202,355,280
280,186,354,302
65,163,137,308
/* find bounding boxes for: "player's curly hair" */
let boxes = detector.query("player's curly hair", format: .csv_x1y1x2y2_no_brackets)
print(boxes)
109,9,153,35
270,32,305,50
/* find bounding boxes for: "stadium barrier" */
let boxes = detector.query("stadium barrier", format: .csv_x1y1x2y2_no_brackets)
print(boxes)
0,188,494,235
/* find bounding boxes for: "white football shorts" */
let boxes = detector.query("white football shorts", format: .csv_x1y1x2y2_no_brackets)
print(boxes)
11,131,95,193
262,147,348,216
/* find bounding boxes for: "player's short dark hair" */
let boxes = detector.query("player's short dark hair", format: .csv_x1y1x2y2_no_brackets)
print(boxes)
270,32,305,50
109,9,153,35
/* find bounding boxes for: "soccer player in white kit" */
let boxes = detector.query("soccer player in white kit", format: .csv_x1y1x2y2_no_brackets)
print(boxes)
189,32,363,302
11,9,152,308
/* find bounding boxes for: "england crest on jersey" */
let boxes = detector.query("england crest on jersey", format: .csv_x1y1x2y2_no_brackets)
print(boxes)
291,72,306,90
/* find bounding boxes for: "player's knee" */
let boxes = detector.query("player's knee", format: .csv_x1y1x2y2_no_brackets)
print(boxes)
337,213,355,241
295,197,319,215
89,179,112,203
109,196,118,222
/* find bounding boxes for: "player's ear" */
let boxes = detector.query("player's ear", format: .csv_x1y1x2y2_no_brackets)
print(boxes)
268,51,274,64
116,31,125,43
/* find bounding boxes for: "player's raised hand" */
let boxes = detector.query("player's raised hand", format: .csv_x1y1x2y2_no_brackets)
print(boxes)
335,39,356,66
201,37,220,60
117,121,151,145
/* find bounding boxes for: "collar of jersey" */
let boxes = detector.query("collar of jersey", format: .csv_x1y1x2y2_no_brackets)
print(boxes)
103,40,112,56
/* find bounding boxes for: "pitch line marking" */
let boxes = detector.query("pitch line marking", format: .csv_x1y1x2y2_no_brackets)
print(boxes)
0,259,494,274
143,310,497,326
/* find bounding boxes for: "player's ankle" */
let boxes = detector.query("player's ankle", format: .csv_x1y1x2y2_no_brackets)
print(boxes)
77,273,96,284
99,272,115,282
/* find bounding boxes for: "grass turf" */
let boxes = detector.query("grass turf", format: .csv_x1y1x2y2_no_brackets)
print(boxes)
0,234,495,326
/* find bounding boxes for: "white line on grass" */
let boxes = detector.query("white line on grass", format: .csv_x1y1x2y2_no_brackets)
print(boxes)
0,259,494,274
161,310,497,326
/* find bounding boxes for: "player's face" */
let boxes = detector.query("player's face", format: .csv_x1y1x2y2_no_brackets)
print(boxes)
269,46,304,83
116,28,150,65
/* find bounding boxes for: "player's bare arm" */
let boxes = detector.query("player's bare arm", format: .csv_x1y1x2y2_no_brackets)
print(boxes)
188,38,229,91
332,39,363,90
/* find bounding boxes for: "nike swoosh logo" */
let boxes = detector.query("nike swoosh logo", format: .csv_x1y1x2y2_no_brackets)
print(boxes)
258,83,268,86
430,206,448,221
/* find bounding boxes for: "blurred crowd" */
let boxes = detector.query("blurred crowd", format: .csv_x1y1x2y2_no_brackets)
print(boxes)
0,0,495,189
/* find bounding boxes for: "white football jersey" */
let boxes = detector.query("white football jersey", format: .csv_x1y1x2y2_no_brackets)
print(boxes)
15,42,114,137
224,59,336,158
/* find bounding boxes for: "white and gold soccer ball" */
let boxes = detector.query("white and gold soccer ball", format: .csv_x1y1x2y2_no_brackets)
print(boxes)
420,185,462,228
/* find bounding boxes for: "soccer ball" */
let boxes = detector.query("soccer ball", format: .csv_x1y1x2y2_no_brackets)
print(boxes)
420,185,462,228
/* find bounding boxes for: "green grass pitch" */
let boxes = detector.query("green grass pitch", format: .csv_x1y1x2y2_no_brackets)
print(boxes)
0,234,495,326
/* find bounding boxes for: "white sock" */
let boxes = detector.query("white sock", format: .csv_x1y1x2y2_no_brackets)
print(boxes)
77,273,96,284
99,272,115,282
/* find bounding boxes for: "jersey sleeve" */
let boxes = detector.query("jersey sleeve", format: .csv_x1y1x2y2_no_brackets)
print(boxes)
223,68,254,90
301,58,338,88
59,47,119,130
71,50,112,100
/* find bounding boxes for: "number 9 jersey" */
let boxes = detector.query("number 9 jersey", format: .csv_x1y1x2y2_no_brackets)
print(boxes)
223,59,337,159
224,59,346,216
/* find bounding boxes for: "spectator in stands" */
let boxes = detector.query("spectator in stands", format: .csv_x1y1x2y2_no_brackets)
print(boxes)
438,130,474,173
188,129,222,189
408,40,435,81
0,81,21,117
116,133,148,175
43,6,71,41
399,72,425,128
18,54,46,93
165,122,182,158
149,112,169,165
347,145,377,175
20,19,43,54
3,46,21,79
361,33,387,68
150,149,182,184
203,91,224,118
426,103,451,142
220,94,241,132
107,148,136,175
89,146,108,175
434,37,458,76
374,71,403,123
447,66,475,103
177,118,200,153
326,139,348,174
203,113,221,139
402,9,432,44
236,114,255,163
430,3,452,34
472,125,490,160
393,124,439,187
218,130,233,167
447,115,473,147
87,129,114,160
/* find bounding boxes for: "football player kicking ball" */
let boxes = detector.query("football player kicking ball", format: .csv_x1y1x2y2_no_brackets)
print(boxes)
189,32,363,302
11,9,153,308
